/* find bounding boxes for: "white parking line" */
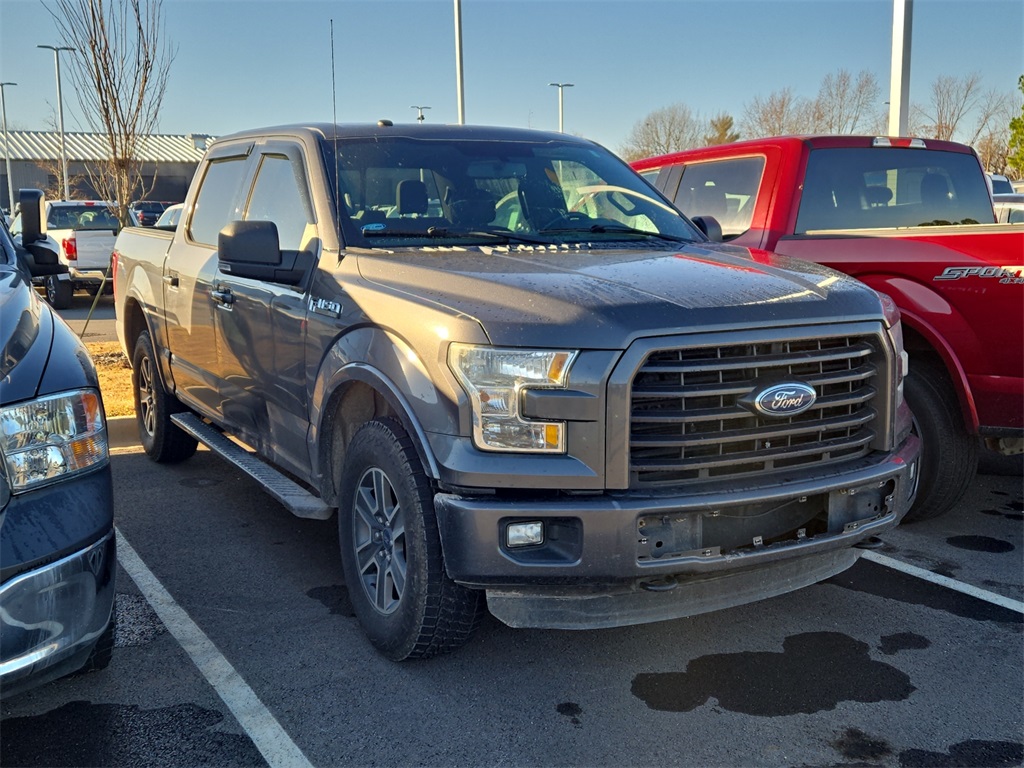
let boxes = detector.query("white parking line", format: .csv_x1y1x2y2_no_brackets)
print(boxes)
115,528,314,768
862,550,1024,613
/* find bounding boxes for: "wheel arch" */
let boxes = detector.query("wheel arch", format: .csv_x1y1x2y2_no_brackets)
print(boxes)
314,363,442,507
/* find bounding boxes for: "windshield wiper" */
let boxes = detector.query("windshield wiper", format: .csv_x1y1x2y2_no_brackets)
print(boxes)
538,223,693,243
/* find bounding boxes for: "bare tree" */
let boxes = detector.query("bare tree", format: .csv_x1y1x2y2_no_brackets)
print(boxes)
618,104,707,161
916,73,988,142
45,0,175,226
809,69,880,134
741,88,808,138
703,112,740,146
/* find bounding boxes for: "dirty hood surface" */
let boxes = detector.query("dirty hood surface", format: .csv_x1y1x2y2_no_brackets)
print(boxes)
356,241,884,347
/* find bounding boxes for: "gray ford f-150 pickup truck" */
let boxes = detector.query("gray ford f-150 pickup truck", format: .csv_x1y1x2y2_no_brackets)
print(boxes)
114,123,920,660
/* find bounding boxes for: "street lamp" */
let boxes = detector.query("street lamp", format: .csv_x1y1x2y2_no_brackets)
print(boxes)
411,105,432,123
38,44,76,200
548,82,574,133
0,82,15,213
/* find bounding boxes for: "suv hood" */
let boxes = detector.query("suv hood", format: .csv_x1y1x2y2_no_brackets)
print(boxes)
0,267,53,403
357,242,885,347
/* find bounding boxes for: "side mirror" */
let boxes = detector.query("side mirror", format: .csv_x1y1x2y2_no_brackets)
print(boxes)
19,189,46,245
690,215,723,243
217,220,311,285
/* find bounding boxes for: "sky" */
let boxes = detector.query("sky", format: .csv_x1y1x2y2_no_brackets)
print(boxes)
1,0,1021,154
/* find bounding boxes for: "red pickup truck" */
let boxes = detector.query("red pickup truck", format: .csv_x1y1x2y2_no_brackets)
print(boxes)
634,136,1023,521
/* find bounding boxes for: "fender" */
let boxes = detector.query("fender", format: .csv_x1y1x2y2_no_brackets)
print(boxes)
854,273,979,432
308,326,452,496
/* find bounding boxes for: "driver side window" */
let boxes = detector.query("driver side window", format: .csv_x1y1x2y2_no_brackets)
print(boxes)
245,154,316,252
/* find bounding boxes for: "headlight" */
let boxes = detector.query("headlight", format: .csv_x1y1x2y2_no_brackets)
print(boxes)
448,344,577,453
876,291,908,404
0,389,108,492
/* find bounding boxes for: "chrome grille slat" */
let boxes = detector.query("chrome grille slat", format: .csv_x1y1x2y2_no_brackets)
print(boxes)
629,334,883,485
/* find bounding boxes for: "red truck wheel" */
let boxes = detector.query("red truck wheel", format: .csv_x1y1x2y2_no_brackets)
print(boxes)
903,361,979,522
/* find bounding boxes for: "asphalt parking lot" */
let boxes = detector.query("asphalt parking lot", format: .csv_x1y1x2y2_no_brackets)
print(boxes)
1,429,1021,767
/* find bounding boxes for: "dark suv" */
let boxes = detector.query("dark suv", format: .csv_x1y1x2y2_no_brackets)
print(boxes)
129,200,172,227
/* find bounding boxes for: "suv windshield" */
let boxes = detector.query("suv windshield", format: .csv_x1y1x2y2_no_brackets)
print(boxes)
795,147,994,232
324,136,701,248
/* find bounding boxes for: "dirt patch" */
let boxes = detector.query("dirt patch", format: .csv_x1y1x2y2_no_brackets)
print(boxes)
86,342,134,417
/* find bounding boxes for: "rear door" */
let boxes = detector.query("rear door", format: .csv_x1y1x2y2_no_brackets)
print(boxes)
164,141,254,418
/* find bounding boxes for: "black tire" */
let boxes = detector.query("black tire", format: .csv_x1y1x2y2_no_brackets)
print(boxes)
338,418,483,660
45,275,73,309
902,360,978,522
132,331,198,463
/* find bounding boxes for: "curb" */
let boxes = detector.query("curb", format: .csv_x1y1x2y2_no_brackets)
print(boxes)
108,415,139,449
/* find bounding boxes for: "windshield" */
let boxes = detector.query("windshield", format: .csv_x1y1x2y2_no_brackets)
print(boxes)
322,136,702,248
796,147,995,232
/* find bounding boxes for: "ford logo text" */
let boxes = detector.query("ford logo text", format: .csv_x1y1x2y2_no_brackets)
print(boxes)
752,382,817,418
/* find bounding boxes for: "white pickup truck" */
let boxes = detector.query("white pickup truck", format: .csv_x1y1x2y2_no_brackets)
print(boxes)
10,200,130,308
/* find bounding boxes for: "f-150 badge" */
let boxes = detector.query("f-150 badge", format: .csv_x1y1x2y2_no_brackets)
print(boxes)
934,265,1024,284
309,297,342,318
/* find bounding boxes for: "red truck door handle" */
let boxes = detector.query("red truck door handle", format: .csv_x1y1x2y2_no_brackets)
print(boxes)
211,288,235,306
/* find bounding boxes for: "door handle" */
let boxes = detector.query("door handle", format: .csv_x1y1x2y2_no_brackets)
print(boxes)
211,288,235,306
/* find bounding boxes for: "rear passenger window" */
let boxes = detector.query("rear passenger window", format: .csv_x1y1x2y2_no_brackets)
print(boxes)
675,157,764,238
189,157,249,247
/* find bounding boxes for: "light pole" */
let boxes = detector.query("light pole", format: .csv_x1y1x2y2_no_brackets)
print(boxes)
453,0,465,124
548,82,574,133
411,105,432,123
0,82,15,213
38,44,76,200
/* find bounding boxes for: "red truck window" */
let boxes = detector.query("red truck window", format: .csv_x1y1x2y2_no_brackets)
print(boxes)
795,147,994,233
675,157,765,238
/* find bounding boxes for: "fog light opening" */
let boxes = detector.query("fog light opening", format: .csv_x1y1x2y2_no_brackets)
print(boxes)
506,521,544,548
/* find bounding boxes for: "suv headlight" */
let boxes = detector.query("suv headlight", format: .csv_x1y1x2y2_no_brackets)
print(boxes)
0,389,108,492
448,344,577,453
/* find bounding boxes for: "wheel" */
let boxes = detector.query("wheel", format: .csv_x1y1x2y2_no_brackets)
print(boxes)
45,275,73,309
338,418,483,660
132,331,198,463
902,359,978,522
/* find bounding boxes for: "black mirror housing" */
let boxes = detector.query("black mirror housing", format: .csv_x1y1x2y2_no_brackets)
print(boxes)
217,220,310,285
19,189,47,244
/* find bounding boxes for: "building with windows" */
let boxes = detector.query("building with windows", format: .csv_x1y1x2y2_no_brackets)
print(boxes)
0,130,210,209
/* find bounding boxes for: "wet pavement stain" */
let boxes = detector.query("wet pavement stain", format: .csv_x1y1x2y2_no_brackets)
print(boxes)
307,585,356,618
878,632,930,655
825,560,1023,625
630,632,914,716
899,739,1024,767
832,727,892,761
946,535,1015,554
556,702,583,726
0,700,265,767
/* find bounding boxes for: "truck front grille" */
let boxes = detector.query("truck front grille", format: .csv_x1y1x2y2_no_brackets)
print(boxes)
629,335,882,486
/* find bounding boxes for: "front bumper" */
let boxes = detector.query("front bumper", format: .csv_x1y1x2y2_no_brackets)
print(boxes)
0,530,116,694
434,434,919,629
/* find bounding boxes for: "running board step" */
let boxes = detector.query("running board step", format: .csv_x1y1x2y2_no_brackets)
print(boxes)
171,412,332,520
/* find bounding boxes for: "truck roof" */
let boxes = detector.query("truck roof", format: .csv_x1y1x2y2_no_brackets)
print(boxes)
210,122,599,148
632,135,980,172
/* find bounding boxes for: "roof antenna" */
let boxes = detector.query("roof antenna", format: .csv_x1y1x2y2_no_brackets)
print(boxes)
331,19,342,250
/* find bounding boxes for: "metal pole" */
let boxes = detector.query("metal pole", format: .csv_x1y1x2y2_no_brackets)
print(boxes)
0,82,15,213
548,83,574,133
39,45,75,200
453,0,465,125
887,0,913,137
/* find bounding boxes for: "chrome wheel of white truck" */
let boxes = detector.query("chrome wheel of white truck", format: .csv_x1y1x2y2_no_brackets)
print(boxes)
338,418,482,660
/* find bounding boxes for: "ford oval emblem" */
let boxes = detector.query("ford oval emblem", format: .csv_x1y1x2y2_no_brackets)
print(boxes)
361,222,386,231
752,382,817,418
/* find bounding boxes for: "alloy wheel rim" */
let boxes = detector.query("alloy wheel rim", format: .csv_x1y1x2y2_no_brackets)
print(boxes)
138,356,156,436
352,467,407,615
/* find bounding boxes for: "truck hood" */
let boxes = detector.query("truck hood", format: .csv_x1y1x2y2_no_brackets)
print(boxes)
0,265,95,405
356,242,884,347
